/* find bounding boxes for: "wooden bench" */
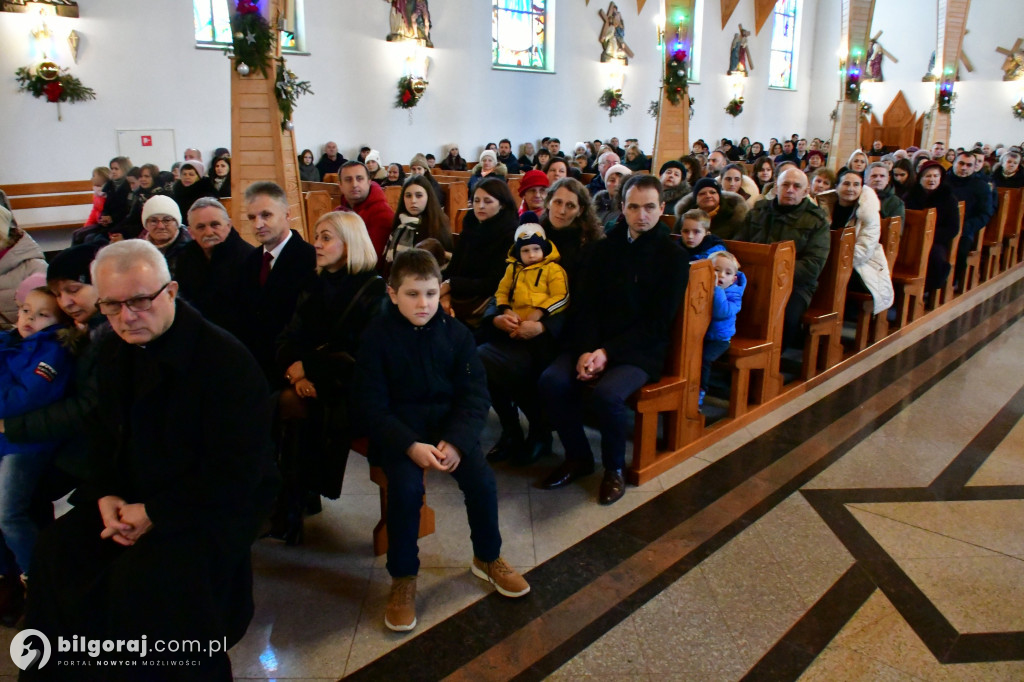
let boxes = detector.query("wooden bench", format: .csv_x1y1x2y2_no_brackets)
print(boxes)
721,240,795,418
961,202,984,293
383,184,402,213
301,180,341,207
980,192,1009,282
453,207,471,234
302,190,332,231
659,214,676,231
628,259,714,485
1,180,93,232
802,227,855,380
848,217,901,351
322,173,338,184
927,203,962,310
892,208,936,327
999,187,1023,270
440,181,469,227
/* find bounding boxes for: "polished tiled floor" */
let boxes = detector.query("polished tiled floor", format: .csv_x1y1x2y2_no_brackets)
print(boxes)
1,270,1022,681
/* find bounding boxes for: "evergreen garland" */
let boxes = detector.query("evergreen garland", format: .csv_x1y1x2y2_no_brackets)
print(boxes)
1013,100,1024,121
598,88,629,122
395,76,427,109
725,96,744,117
663,47,689,106
275,59,312,129
15,64,96,104
230,0,274,77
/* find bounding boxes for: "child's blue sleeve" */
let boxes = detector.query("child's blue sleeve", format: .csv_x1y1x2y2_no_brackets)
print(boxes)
711,284,743,321
0,345,73,420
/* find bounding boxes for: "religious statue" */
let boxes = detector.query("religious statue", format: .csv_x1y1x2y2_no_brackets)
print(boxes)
922,31,974,81
598,2,633,64
996,39,1024,81
384,0,432,48
727,24,753,76
864,31,898,82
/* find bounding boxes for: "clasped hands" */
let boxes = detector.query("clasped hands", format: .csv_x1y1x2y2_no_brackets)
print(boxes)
576,348,608,382
407,440,462,473
285,360,317,399
493,310,544,339
98,496,152,546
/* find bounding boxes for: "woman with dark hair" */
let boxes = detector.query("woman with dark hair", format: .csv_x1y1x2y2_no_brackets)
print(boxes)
441,178,518,330
439,143,467,171
171,159,216,225
891,158,916,197
679,155,704,186
380,163,407,188
209,156,232,198
110,163,164,241
903,160,961,290
479,177,603,464
769,142,784,159
408,153,446,209
738,136,751,153
752,156,775,193
383,175,453,273
623,144,650,172
298,149,321,182
745,141,766,163
543,157,572,185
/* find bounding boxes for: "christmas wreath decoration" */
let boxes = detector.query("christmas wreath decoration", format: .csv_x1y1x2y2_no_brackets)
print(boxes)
275,59,312,131
231,0,274,77
15,63,95,105
936,82,957,114
663,47,689,106
725,96,744,117
1013,100,1024,121
395,76,427,109
599,88,630,122
860,101,873,122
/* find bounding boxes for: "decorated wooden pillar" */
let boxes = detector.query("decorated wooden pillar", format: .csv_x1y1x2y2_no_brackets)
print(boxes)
827,0,875,171
921,0,972,148
651,0,697,173
229,0,307,244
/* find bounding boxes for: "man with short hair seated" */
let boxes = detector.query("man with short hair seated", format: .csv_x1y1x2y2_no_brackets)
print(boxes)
336,160,395,260
175,196,255,332
734,168,831,350
316,141,347,178
947,151,995,285
588,151,620,196
866,162,905,224
24,240,278,678
707,150,728,179
497,139,520,175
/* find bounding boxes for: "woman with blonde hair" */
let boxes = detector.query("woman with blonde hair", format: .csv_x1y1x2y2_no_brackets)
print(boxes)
271,210,386,544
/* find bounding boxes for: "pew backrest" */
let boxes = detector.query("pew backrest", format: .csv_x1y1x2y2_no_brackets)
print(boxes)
723,239,796,347
998,187,1023,241
302,190,332,231
808,227,856,315
1,180,93,232
383,185,402,213
983,191,1010,246
895,208,936,280
666,259,715,379
879,217,902,276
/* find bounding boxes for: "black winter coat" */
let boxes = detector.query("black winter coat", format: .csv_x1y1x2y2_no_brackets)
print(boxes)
445,209,518,302
993,166,1024,189
569,220,689,381
354,305,490,466
946,171,995,244
903,182,961,250
316,154,346,177
172,178,217,225
99,178,131,226
176,228,255,333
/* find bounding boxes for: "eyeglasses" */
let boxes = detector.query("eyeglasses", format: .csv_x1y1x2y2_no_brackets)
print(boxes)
145,216,178,227
97,282,171,316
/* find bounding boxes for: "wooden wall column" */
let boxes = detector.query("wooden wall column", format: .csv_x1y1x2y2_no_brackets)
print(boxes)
828,0,875,171
921,0,972,148
652,0,697,173
229,0,307,244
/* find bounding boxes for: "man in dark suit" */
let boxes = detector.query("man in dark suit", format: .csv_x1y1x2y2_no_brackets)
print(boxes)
237,182,316,385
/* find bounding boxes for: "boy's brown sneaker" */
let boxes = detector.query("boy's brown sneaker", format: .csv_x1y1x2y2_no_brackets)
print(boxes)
472,557,530,597
384,576,417,632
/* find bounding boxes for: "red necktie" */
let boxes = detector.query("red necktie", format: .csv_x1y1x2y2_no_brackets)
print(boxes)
259,251,274,286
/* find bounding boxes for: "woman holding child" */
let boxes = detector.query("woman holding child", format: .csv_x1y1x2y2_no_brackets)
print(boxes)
272,211,386,544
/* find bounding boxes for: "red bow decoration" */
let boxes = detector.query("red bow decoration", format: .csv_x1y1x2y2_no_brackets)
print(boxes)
609,98,619,108
673,50,686,63
401,90,412,104
236,0,259,14
43,80,63,103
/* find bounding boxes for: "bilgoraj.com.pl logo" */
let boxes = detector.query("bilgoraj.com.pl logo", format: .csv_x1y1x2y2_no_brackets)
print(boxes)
10,629,51,671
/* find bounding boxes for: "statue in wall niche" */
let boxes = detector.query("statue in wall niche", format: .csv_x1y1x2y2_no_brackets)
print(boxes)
727,24,752,76
864,31,899,82
996,39,1024,81
599,2,634,64
922,31,974,82
384,0,432,47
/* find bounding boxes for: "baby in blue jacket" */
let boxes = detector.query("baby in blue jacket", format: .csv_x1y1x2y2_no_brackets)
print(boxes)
701,251,746,407
0,283,75,583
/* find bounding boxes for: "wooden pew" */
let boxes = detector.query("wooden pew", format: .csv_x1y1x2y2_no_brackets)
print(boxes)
507,176,521,200
444,181,469,227
999,187,1023,270
220,197,233,217
892,208,936,327
849,217,901,351
721,240,795,418
980,192,1009,282
961,202,984,293
802,227,856,380
1,180,93,232
302,190,332,230
322,173,338,184
581,173,596,185
301,180,341,207
659,214,676,231
383,184,402,213
628,260,714,485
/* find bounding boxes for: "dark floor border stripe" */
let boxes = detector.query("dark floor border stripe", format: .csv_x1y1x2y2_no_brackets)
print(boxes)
344,277,1024,681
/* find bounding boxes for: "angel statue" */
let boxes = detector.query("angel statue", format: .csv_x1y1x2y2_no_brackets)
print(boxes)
865,31,899,82
384,0,432,47
727,24,753,76
599,2,634,64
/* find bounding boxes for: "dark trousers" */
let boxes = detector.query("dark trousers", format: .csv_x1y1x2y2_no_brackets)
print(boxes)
783,296,810,350
382,446,500,578
478,337,552,441
538,353,649,471
700,339,731,392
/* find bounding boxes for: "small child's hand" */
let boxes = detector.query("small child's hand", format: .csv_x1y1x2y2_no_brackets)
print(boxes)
407,442,446,470
436,440,462,472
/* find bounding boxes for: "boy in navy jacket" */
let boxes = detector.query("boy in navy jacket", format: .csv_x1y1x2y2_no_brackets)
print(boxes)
354,249,529,633
677,208,727,261
701,251,746,407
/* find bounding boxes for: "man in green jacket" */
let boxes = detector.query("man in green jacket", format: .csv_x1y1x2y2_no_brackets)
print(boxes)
733,168,831,349
867,162,906,224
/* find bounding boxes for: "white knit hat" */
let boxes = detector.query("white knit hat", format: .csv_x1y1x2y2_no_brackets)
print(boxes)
364,149,382,166
604,163,633,182
479,150,498,165
181,159,206,177
141,195,182,225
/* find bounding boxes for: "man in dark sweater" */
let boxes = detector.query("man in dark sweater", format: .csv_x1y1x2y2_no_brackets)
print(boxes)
497,139,520,174
315,141,347,177
538,175,689,505
947,151,995,284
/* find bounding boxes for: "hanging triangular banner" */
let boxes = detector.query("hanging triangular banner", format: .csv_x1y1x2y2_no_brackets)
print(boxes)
753,0,775,34
721,0,741,28
636,0,647,12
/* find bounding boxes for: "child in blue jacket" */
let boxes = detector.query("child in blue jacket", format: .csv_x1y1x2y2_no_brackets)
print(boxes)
0,284,75,584
701,251,746,407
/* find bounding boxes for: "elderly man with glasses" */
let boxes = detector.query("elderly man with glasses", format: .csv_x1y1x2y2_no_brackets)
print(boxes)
23,239,278,677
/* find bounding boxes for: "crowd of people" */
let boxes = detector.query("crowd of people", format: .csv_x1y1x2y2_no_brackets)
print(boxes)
0,129,1021,676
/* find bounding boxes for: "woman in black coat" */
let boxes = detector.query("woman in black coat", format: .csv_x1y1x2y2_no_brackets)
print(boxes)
272,211,386,544
903,161,961,290
172,160,217,224
209,156,232,198
441,178,518,330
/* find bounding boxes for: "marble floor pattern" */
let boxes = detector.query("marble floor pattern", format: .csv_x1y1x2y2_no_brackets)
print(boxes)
0,271,1021,681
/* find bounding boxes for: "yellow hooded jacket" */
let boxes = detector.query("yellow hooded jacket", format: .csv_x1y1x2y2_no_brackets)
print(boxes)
494,242,569,320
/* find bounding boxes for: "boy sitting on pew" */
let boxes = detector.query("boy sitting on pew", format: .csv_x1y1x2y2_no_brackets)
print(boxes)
701,251,746,407
677,208,727,261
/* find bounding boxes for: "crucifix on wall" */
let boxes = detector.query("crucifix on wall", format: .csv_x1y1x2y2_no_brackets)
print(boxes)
864,31,898,82
996,38,1024,81
598,2,634,64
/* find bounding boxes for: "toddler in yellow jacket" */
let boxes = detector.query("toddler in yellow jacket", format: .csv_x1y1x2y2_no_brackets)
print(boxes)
495,225,568,321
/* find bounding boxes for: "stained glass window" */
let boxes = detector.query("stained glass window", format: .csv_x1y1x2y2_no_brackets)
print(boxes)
492,0,552,72
768,0,800,89
193,0,301,51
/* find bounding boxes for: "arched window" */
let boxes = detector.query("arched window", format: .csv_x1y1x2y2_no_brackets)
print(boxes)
768,0,800,90
194,0,304,52
492,0,554,73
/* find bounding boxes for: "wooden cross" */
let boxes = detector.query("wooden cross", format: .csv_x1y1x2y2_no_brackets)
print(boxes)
996,38,1024,81
869,31,899,63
